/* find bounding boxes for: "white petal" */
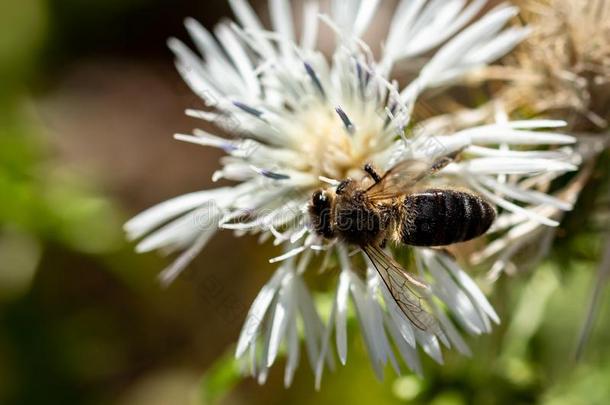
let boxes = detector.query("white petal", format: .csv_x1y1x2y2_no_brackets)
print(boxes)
466,26,530,65
433,305,472,356
415,330,443,364
419,5,518,86
382,0,426,69
384,312,423,375
135,204,220,253
125,188,231,240
173,132,233,151
228,0,275,57
215,24,260,98
157,229,216,286
436,253,500,325
455,158,577,175
349,273,384,380
367,270,399,374
269,245,307,263
442,0,487,39
506,120,567,129
267,272,294,367
295,276,328,373
256,298,276,385
468,179,560,227
476,175,573,211
354,0,381,38
229,0,265,32
460,127,575,145
376,269,416,348
467,145,571,159
284,306,300,387
413,131,574,159
235,266,288,357
424,253,487,334
183,18,245,89
270,0,294,57
402,0,487,59
300,1,319,50
335,270,351,365
315,295,335,391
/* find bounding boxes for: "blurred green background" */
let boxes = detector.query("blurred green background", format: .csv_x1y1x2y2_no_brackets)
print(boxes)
1,0,609,404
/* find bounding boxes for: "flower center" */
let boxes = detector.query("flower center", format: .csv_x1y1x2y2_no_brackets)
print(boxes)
296,103,389,182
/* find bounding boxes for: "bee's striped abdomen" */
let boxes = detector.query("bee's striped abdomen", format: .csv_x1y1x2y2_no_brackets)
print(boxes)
401,189,495,247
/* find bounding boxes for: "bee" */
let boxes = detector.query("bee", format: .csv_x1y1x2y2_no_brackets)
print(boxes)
308,153,496,332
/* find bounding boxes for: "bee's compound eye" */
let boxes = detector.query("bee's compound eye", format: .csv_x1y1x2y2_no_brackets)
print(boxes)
312,190,327,208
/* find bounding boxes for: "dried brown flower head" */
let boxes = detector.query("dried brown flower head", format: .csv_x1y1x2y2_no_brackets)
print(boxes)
482,0,610,130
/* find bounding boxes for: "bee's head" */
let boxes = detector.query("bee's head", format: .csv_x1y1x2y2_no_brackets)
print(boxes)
335,178,364,201
308,189,335,239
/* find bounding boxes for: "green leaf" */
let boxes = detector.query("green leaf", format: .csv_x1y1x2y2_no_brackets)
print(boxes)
199,347,242,405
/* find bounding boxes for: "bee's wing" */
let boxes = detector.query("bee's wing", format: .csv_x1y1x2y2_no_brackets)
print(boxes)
362,245,440,334
365,154,455,201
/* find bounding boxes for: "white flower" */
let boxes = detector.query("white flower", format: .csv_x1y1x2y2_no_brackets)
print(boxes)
125,0,578,388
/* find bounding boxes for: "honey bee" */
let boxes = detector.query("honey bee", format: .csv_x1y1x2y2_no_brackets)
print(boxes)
308,153,496,332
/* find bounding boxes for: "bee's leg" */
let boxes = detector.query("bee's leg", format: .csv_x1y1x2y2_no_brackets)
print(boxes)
364,163,382,183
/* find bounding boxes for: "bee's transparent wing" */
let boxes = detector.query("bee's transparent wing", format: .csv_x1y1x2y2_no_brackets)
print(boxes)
365,154,456,201
363,245,440,333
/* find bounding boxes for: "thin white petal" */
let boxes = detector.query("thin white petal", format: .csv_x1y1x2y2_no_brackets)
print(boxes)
257,297,276,385
157,229,215,286
135,204,220,253
354,0,381,38
467,27,530,64
335,270,350,365
384,312,422,375
349,273,384,380
469,179,560,227
124,188,230,240
315,295,335,391
270,0,294,57
215,24,260,98
434,305,472,356
424,253,487,334
375,267,416,348
419,6,518,86
228,0,275,57
460,127,575,145
416,330,443,364
269,245,307,263
235,266,288,357
436,253,500,325
506,120,567,129
367,270,400,374
476,175,573,211
284,306,300,387
295,276,329,373
455,158,577,175
267,273,293,367
300,0,319,50
467,145,571,159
